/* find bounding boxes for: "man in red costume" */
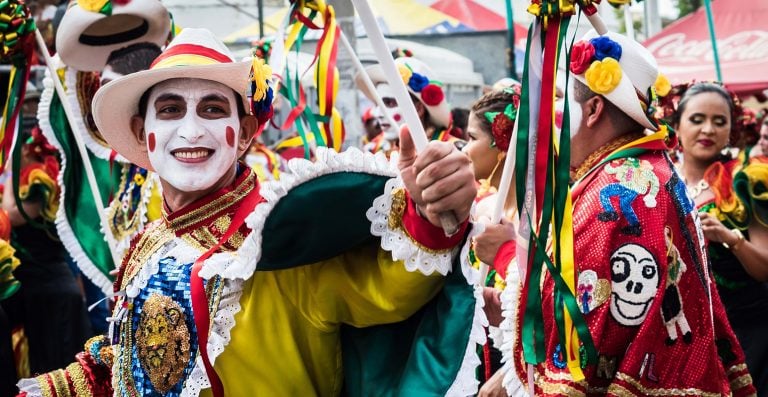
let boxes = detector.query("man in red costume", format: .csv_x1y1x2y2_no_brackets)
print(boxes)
476,30,755,396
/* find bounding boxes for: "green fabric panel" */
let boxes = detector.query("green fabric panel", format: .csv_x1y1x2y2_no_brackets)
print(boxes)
257,171,476,394
257,172,388,270
50,93,120,277
340,249,474,397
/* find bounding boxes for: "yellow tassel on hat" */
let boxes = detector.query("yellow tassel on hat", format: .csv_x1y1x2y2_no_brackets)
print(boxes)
251,57,272,102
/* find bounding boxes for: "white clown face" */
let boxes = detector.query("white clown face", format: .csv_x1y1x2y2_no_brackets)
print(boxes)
144,79,241,193
609,243,659,326
375,82,403,132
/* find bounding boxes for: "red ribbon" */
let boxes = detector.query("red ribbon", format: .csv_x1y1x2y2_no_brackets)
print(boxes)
190,182,262,397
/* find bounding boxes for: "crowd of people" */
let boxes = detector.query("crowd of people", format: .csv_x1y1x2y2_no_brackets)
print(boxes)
0,0,767,396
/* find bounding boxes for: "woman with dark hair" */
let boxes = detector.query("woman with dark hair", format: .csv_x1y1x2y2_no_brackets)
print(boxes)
464,86,521,396
671,82,768,392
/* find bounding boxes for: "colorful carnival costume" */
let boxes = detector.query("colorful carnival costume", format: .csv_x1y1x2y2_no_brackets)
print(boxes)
699,155,768,392
38,0,170,294
1,128,92,375
18,28,486,397
495,29,755,396
496,131,755,396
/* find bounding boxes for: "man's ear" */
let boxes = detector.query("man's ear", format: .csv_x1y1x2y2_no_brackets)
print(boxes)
237,115,258,155
584,96,606,129
130,115,147,152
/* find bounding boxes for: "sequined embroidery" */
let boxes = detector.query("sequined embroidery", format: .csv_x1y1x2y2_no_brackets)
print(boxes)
609,243,659,327
597,157,660,236
576,270,610,314
664,162,709,292
107,165,157,251
136,293,191,393
661,227,692,345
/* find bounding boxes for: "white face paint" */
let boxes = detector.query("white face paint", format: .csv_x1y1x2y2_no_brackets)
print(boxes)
567,77,583,139
144,78,241,192
375,82,403,130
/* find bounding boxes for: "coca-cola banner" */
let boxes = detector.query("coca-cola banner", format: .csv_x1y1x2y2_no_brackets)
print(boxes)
643,0,768,95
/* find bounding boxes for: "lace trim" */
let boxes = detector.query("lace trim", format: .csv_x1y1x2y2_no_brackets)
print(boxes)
445,223,488,396
38,61,112,295
123,239,178,299
182,277,244,397
16,378,41,396
366,177,457,276
64,68,129,163
199,147,396,280
499,258,526,396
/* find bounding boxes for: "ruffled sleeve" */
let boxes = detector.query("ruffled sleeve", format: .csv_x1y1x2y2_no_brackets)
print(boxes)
733,160,768,228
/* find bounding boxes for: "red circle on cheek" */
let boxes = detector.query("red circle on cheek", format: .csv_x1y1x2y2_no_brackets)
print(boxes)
393,114,402,122
226,126,235,147
148,132,156,152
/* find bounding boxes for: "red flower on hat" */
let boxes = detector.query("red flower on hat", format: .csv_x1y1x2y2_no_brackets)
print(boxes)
421,84,444,106
570,40,596,75
492,114,514,152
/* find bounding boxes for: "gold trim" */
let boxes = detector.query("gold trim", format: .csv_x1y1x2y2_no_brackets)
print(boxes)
166,174,255,232
120,221,175,290
51,368,70,397
730,374,754,391
614,372,721,397
37,372,55,397
607,383,640,397
387,188,451,255
539,380,586,396
728,363,748,375
66,362,93,397
571,132,645,183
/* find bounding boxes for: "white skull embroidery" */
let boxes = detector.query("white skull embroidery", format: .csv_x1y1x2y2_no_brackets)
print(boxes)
609,243,659,326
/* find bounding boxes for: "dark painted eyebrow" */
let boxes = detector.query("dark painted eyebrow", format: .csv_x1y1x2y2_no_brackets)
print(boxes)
154,93,184,103
201,93,229,103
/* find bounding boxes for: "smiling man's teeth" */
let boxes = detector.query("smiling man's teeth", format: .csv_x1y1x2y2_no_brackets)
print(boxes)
174,150,209,159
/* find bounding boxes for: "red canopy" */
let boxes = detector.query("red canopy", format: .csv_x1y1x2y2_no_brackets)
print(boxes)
643,0,768,96
430,0,528,46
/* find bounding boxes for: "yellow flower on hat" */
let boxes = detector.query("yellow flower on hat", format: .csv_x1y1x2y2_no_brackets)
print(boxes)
398,64,413,85
585,58,622,95
77,0,110,13
654,74,671,97
251,57,272,102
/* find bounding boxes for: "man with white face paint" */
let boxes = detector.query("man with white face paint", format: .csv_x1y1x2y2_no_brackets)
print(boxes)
474,31,754,395
19,28,485,397
355,57,460,151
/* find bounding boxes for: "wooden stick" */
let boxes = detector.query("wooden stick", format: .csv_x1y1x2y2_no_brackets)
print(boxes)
350,0,459,236
338,30,399,139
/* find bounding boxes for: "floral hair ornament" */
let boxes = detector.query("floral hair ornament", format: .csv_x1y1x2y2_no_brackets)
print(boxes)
250,55,274,130
484,103,517,152
570,36,624,95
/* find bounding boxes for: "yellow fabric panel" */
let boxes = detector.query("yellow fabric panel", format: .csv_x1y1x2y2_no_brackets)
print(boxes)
211,244,444,396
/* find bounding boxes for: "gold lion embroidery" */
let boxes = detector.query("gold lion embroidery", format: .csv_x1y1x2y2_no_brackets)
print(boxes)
136,293,191,393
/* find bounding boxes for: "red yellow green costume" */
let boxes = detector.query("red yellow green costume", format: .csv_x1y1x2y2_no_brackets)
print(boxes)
18,148,487,397
499,132,755,396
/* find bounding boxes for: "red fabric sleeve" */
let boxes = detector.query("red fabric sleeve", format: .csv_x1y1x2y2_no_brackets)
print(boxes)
401,191,468,250
492,240,516,280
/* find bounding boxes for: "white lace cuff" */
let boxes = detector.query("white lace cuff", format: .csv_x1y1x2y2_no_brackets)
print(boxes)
366,177,460,276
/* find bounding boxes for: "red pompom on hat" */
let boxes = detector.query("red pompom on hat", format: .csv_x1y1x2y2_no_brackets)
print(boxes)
421,83,444,107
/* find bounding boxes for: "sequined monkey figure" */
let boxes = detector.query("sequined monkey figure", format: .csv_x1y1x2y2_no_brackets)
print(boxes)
661,226,692,344
597,157,660,236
